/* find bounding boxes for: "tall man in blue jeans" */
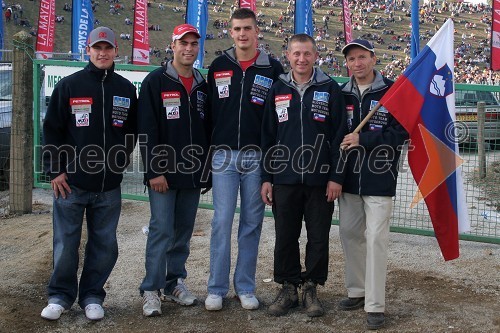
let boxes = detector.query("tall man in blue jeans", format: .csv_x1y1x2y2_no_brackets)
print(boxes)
41,27,138,321
205,8,283,311
138,24,211,317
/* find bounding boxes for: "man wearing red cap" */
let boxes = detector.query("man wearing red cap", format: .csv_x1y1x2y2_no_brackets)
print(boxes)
41,26,138,321
138,24,211,317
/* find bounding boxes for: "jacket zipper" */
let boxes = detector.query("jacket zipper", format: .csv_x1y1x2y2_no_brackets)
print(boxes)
348,86,385,194
101,70,107,192
187,92,195,187
238,71,245,150
300,95,304,184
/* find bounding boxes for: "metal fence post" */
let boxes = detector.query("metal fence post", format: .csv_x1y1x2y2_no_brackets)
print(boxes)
477,101,486,179
10,31,33,214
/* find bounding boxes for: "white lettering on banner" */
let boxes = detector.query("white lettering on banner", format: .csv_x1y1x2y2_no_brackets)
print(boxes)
77,8,90,50
134,0,146,44
37,0,54,48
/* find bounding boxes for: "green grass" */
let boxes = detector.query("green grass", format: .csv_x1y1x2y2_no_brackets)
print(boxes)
2,0,491,74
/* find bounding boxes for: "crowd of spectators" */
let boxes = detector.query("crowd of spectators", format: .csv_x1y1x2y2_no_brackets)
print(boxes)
13,0,499,84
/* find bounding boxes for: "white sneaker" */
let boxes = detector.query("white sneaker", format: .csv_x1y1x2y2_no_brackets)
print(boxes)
84,304,104,321
205,294,223,311
238,294,259,310
41,304,66,320
163,278,198,306
143,290,162,317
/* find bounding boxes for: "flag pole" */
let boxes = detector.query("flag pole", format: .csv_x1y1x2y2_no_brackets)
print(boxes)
352,102,382,134
340,102,382,150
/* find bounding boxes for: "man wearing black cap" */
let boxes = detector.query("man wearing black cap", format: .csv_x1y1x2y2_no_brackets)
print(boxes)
337,39,408,330
138,23,211,317
41,27,138,321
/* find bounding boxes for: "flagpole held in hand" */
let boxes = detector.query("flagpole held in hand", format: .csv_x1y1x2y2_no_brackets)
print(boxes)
341,102,382,150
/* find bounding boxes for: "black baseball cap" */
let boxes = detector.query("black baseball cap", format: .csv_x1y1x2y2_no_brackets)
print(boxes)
341,39,375,56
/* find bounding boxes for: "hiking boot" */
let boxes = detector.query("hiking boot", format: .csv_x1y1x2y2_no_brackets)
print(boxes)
143,290,162,317
84,304,104,321
338,296,365,311
163,278,198,306
367,312,385,330
41,304,66,320
301,280,324,317
267,282,299,316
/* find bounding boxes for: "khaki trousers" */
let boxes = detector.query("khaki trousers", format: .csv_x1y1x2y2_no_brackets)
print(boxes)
339,193,393,313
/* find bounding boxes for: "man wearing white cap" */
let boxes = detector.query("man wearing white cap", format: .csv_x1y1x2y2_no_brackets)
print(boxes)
41,26,138,321
337,39,408,330
138,23,211,317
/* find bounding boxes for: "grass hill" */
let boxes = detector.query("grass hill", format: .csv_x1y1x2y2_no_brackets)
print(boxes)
2,0,493,78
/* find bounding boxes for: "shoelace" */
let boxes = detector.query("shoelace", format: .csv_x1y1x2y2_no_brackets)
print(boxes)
302,283,322,306
274,284,295,302
172,280,189,298
85,304,101,310
143,292,159,305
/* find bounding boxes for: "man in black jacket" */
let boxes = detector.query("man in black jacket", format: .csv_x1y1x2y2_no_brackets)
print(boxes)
205,8,283,311
337,39,408,330
41,27,138,321
260,34,346,317
138,24,211,317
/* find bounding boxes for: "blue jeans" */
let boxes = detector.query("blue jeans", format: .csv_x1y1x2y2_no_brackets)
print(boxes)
140,188,200,293
47,185,121,309
207,149,264,296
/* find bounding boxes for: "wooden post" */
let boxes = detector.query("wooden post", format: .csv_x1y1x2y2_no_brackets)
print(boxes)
477,101,486,179
9,31,33,214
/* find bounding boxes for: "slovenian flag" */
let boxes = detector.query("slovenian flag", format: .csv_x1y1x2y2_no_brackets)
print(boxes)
379,19,470,261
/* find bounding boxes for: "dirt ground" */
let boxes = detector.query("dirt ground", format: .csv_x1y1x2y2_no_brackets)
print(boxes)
0,189,499,333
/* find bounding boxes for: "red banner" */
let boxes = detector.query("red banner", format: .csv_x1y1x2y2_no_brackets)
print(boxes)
239,0,256,12
342,0,353,44
342,0,353,75
132,0,150,65
35,0,56,59
492,0,500,70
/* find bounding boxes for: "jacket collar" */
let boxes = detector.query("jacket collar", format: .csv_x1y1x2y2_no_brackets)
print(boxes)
280,67,331,86
164,60,205,86
342,69,387,94
223,47,271,67
85,61,115,80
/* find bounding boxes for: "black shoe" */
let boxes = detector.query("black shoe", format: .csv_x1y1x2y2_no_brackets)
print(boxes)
338,297,365,311
267,282,299,316
301,281,324,317
367,312,385,330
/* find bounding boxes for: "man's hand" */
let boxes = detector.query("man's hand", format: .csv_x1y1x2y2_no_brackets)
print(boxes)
51,173,71,199
341,133,360,150
261,182,273,206
326,181,342,202
149,175,169,193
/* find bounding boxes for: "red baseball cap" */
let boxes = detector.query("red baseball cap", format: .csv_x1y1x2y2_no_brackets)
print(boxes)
172,24,201,41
